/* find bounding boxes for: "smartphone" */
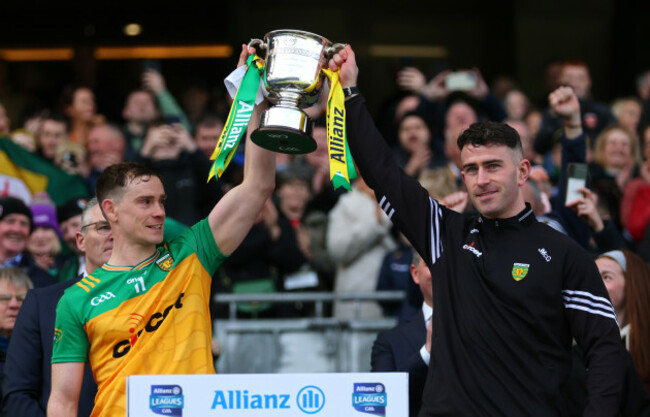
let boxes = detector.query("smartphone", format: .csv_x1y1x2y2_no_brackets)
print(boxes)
564,163,589,205
142,59,162,73
445,71,477,91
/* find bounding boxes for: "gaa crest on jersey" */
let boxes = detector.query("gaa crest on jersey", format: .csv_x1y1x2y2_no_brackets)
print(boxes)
156,253,175,271
511,263,529,281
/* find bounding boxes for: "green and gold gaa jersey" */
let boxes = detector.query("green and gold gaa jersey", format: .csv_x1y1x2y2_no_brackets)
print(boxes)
52,219,226,417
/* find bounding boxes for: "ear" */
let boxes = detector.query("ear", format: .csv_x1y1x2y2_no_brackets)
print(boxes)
410,264,420,285
75,231,86,253
101,199,118,223
518,158,531,186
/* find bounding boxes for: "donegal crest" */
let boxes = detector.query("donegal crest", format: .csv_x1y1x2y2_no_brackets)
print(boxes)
511,263,529,281
156,253,175,272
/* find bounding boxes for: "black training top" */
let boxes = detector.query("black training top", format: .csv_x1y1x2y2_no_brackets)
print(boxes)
345,95,624,417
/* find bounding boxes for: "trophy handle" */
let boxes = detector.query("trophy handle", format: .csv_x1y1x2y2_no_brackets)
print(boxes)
247,38,267,56
324,43,346,58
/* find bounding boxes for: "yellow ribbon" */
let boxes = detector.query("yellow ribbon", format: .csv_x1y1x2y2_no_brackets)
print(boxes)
322,68,356,190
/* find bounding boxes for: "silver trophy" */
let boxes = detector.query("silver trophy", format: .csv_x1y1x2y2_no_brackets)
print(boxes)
248,29,344,154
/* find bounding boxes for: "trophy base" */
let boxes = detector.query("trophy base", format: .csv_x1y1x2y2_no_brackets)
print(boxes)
251,127,316,154
250,106,316,154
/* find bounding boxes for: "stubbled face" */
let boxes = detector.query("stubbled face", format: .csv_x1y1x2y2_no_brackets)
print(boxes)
596,257,625,313
0,280,28,335
461,144,528,219
0,214,31,261
110,176,166,247
603,129,633,170
559,65,591,99
398,115,430,153
195,124,223,158
38,119,67,160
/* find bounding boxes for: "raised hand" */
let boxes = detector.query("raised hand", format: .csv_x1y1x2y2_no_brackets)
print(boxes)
397,67,427,94
328,45,359,88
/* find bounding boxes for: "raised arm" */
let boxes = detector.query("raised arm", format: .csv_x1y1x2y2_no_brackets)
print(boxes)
208,45,275,255
47,362,85,417
328,46,449,266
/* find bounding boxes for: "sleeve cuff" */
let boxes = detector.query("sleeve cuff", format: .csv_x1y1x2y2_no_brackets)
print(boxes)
420,345,430,366
224,65,268,105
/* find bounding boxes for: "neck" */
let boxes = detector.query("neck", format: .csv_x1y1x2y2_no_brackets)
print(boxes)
108,238,157,267
85,262,101,275
617,310,627,328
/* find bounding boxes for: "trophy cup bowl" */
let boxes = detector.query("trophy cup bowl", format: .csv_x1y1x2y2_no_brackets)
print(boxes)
248,29,344,154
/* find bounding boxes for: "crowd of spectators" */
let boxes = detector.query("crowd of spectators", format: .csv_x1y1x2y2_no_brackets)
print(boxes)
0,57,649,410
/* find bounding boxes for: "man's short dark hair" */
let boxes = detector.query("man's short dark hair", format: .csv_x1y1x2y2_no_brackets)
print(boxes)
457,121,522,153
96,162,162,205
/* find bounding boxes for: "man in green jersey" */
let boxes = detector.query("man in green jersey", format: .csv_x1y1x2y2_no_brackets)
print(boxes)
48,46,275,417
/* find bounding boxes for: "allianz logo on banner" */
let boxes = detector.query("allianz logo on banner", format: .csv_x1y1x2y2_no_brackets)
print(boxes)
147,381,392,416
209,385,325,414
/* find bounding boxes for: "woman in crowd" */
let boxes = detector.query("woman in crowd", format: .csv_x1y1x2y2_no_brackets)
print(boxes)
59,85,101,146
596,249,650,392
589,125,642,229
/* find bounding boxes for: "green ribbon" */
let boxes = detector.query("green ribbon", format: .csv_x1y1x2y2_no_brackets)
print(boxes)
208,54,262,181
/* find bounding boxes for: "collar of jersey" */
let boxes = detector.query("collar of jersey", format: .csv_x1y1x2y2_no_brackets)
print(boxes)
102,249,160,271
478,203,536,229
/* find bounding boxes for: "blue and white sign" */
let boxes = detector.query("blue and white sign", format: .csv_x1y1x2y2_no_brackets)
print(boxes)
127,373,407,417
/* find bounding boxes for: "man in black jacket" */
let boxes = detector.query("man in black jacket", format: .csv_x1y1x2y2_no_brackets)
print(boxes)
2,198,109,416
328,47,625,416
371,250,432,417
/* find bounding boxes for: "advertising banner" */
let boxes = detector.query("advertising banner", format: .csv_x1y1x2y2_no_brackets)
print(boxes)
127,372,408,417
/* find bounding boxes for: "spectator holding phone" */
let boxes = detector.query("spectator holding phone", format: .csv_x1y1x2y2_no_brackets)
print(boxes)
121,65,190,159
397,66,507,141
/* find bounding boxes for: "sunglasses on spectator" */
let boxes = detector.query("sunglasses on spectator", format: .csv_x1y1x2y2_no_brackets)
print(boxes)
81,221,111,235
